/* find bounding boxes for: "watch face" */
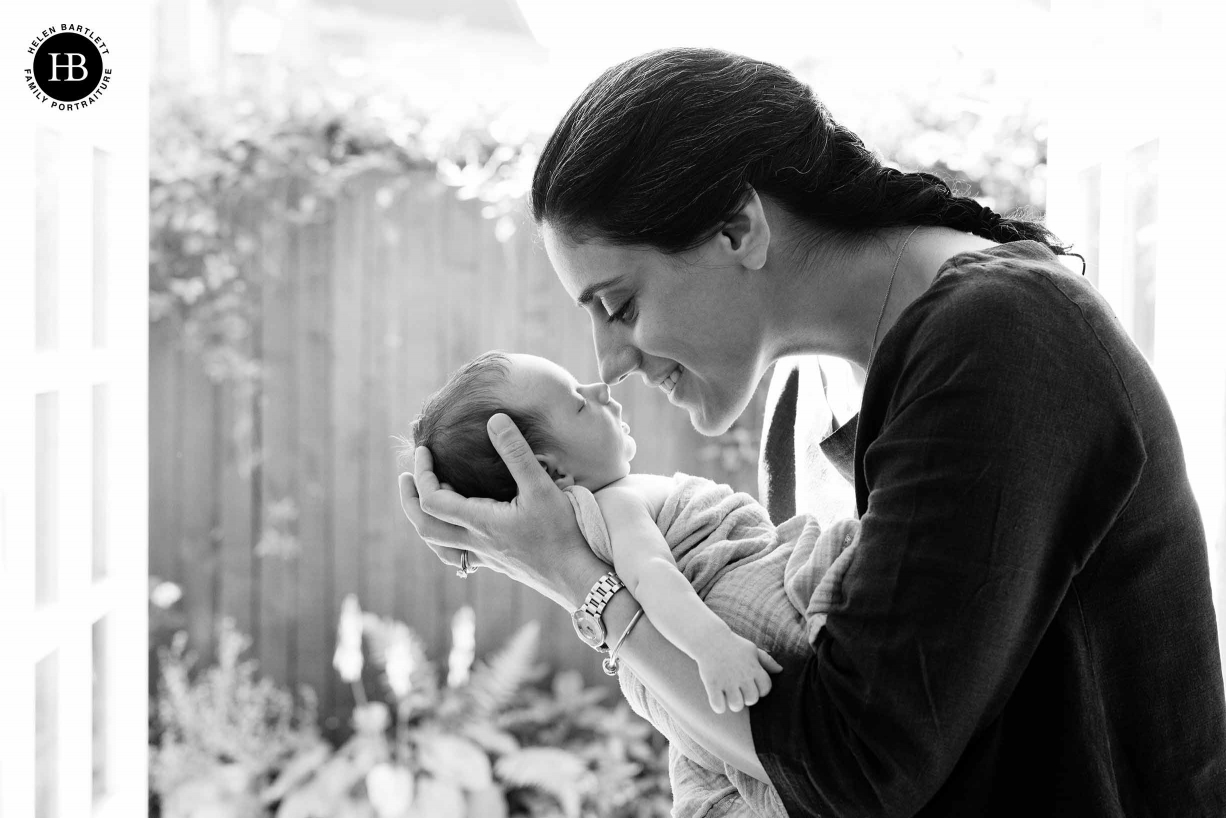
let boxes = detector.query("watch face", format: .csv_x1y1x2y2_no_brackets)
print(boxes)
572,610,605,646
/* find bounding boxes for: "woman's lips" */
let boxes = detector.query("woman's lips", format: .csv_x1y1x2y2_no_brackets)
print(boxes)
659,365,683,394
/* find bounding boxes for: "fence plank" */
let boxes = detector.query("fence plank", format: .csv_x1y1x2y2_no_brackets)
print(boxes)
218,354,254,643
148,322,180,587
362,178,398,624
387,189,413,630
394,180,448,649
327,181,368,732
178,352,218,664
256,191,296,687
295,213,335,710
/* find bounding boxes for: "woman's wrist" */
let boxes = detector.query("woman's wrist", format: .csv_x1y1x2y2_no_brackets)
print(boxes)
553,544,613,612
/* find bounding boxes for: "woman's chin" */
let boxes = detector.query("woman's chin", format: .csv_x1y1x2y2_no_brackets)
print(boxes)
687,395,741,437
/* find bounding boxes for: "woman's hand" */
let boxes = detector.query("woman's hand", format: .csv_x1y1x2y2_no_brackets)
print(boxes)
397,412,603,611
399,413,770,780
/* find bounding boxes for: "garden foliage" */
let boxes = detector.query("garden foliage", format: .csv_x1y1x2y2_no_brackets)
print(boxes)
151,597,672,818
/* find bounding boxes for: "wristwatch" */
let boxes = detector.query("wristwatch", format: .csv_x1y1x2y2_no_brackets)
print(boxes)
571,572,625,651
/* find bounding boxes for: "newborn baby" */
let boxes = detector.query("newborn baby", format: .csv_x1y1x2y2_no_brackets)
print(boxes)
408,351,861,817
409,351,778,714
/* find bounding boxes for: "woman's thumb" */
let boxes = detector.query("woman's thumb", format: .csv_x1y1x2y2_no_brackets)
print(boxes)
487,413,548,493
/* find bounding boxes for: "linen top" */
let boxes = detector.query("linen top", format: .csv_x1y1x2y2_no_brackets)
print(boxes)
749,240,1226,817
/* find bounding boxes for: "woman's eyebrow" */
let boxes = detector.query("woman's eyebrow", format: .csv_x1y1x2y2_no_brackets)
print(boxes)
575,275,627,307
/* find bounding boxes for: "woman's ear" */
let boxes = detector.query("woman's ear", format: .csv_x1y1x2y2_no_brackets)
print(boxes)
719,188,770,271
536,452,575,489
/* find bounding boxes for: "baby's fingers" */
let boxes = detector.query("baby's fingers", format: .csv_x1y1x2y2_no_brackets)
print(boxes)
740,680,761,708
755,668,773,700
758,648,782,673
708,686,727,715
725,686,746,713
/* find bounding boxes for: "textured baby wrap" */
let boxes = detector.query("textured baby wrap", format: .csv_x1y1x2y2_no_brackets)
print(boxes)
564,474,860,817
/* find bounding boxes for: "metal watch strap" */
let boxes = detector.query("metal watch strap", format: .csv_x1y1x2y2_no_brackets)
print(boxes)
582,572,624,617
581,572,624,646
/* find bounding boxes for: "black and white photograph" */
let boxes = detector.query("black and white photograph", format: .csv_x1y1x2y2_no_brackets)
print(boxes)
3,0,1225,816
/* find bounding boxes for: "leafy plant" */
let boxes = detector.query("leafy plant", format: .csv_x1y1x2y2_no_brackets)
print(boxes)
150,88,535,387
151,620,323,817
150,597,672,818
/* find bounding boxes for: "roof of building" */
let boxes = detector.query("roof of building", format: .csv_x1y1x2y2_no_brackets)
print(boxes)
316,0,536,39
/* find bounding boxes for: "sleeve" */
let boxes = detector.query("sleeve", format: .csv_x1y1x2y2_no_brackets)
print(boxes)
748,275,1147,816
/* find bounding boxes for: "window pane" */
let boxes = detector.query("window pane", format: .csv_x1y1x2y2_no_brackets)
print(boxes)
1077,164,1102,287
92,385,108,581
36,128,60,351
92,617,109,804
36,651,58,818
36,393,59,607
1126,139,1160,361
93,149,110,349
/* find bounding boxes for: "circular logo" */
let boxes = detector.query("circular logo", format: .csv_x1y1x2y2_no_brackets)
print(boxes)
24,25,113,111
33,32,103,102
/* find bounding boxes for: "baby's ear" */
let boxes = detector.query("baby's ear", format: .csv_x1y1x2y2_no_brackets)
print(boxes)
536,452,574,489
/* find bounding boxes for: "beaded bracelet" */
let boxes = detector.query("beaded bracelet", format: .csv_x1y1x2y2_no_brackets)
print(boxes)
602,608,645,676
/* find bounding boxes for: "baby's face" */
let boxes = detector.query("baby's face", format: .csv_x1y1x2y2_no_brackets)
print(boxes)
502,354,636,491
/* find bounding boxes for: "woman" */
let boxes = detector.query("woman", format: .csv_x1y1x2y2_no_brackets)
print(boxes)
399,48,1226,816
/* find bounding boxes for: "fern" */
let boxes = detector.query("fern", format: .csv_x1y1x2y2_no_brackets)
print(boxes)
496,746,592,818
463,620,540,720
152,619,318,799
414,731,493,790
361,613,437,708
153,606,673,818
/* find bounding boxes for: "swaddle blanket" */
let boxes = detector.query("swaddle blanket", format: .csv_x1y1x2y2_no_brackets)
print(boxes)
564,474,859,817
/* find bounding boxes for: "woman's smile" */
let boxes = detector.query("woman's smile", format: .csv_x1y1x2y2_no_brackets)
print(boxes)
658,364,684,395
542,225,768,435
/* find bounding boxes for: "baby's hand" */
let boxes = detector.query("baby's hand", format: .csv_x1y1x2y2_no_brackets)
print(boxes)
695,631,781,714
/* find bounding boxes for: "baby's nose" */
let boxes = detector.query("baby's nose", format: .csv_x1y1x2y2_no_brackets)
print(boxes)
595,383,611,405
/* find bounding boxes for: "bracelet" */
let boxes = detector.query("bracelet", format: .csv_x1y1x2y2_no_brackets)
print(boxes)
602,608,645,676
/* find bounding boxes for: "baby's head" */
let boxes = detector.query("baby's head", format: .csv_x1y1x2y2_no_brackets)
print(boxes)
407,352,636,501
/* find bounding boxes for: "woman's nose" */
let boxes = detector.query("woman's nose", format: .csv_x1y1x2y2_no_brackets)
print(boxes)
594,323,639,385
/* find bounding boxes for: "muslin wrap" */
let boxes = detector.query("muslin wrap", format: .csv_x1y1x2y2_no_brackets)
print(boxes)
564,474,860,817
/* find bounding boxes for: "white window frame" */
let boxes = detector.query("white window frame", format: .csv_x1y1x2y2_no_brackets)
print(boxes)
1,3,150,817
1048,0,1226,671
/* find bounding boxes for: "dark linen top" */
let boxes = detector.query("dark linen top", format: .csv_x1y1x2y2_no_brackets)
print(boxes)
749,240,1226,817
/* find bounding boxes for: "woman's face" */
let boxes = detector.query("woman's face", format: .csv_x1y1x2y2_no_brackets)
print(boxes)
542,224,768,436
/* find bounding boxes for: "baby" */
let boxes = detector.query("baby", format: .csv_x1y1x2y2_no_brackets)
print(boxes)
407,350,777,715
408,350,860,817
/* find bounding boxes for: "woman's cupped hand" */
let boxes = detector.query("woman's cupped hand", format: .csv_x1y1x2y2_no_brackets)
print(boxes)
398,412,595,611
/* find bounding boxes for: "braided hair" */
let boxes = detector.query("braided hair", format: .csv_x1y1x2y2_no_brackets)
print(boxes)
531,48,1074,264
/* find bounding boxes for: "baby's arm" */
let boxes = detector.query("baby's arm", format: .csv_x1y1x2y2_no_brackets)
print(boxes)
595,486,775,714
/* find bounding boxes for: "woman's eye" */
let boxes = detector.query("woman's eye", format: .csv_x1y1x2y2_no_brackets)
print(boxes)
605,297,637,325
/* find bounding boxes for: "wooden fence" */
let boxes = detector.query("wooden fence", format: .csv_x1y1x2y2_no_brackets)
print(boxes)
149,170,762,731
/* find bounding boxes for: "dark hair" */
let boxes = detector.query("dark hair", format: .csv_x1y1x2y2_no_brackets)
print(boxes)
401,352,559,502
531,47,1071,258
